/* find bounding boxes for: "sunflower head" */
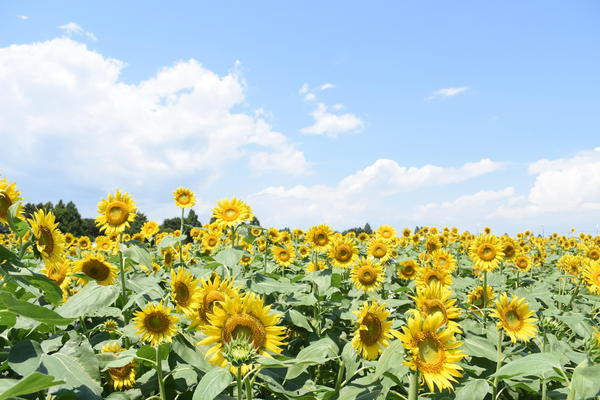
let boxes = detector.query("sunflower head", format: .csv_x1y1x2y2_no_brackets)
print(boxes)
329,237,358,268
141,221,160,239
0,178,23,226
368,238,391,262
212,197,254,228
307,224,334,251
430,249,456,272
467,285,495,312
469,234,504,272
74,253,118,286
192,274,239,328
272,245,295,267
306,260,327,273
414,282,461,333
397,259,419,280
173,187,196,209
376,225,396,240
101,342,137,390
41,261,72,293
490,294,538,343
583,260,600,295
351,258,385,292
513,254,532,272
96,190,137,235
28,209,65,266
416,266,452,289
133,302,180,347
170,267,201,315
351,300,396,360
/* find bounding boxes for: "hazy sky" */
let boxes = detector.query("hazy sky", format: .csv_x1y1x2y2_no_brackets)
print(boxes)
1,1,599,234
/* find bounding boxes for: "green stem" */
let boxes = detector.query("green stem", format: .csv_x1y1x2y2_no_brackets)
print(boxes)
408,369,418,400
236,368,243,400
156,346,166,400
244,373,253,400
179,208,185,267
567,276,582,309
334,360,345,393
515,271,519,289
482,270,488,329
118,234,128,324
492,330,504,400
541,331,548,400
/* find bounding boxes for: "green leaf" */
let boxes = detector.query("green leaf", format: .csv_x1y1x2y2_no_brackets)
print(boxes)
0,292,74,326
0,372,64,400
157,235,182,250
192,367,233,400
55,282,119,318
8,340,43,377
375,341,408,379
15,272,63,305
287,309,313,332
214,247,244,269
455,379,491,400
571,361,600,399
121,244,152,268
38,353,102,396
7,203,29,239
493,352,562,379
341,342,360,383
463,336,497,361
0,310,16,327
286,338,338,380
59,337,100,380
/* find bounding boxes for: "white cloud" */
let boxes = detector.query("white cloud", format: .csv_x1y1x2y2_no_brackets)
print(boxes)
298,83,309,94
299,102,363,137
17,15,28,20
319,83,334,90
0,38,312,195
303,93,316,102
493,148,600,218
426,86,469,101
250,158,505,227
58,22,98,41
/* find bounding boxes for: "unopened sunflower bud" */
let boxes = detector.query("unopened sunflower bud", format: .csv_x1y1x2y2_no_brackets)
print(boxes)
223,334,257,367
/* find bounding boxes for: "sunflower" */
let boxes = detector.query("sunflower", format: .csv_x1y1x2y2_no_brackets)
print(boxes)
95,235,112,252
558,254,585,278
357,232,370,242
0,178,23,225
101,343,137,390
28,209,65,266
586,246,600,261
430,249,456,272
272,246,295,267
469,235,504,272
329,237,358,269
306,260,327,273
201,233,221,254
351,258,385,292
79,236,92,251
141,221,160,239
583,260,600,295
466,285,495,312
397,259,419,280
368,238,391,262
212,197,253,228
297,246,310,259
96,190,137,235
64,232,75,248
41,261,72,294
307,224,334,251
396,311,465,392
502,237,518,260
351,300,397,360
190,227,203,242
74,253,118,286
513,254,532,272
133,302,179,347
173,187,196,209
414,282,461,333
199,292,286,373
376,225,396,240
192,274,239,328
162,248,176,268
416,266,452,289
425,235,441,253
170,267,201,315
490,294,538,343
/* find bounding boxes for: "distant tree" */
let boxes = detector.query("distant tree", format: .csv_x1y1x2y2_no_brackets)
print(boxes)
250,216,261,226
53,200,85,236
125,212,148,235
80,218,100,238
186,209,201,228
363,223,372,234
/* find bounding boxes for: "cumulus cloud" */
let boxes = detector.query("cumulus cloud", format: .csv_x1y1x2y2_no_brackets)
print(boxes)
299,102,363,137
17,15,28,20
426,86,469,101
58,22,97,41
0,38,312,196
250,158,505,227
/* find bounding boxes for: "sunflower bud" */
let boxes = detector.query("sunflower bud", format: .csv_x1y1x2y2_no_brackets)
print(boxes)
223,333,257,367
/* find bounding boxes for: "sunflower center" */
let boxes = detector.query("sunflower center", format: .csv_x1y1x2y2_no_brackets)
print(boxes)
224,208,238,219
478,244,496,261
145,312,170,333
278,250,290,261
178,194,190,204
425,271,442,285
164,251,173,265
417,336,443,366
516,258,528,269
589,250,600,261
315,233,328,246
372,245,386,258
207,237,218,247
37,226,55,255
358,266,377,285
174,282,190,305
223,313,266,349
109,364,134,379
359,313,382,346
436,257,448,268
0,193,10,219
504,245,515,258
106,202,129,226
504,309,523,330
82,259,110,281
423,299,447,323
336,246,352,262
404,265,415,275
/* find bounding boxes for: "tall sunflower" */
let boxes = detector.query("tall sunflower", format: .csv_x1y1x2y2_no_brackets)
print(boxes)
173,187,196,209
583,260,600,295
329,237,358,269
170,267,201,315
212,197,253,228
101,342,137,390
191,274,239,328
490,294,538,343
74,253,118,286
414,282,461,334
351,300,397,360
28,209,66,266
306,224,334,252
513,254,532,272
96,190,137,234
0,178,23,225
376,225,396,240
397,259,419,280
199,292,286,373
141,221,160,239
396,311,465,392
133,302,180,347
469,234,504,272
272,245,295,267
501,237,518,260
350,258,385,292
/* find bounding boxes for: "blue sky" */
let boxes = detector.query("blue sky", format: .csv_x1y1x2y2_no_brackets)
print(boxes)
1,1,599,234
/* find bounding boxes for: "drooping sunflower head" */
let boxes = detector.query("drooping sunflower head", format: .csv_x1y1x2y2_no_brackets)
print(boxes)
272,245,295,267
306,260,327,273
74,253,118,286
173,187,196,209
490,294,538,343
41,261,72,293
133,302,180,347
96,190,137,234
469,234,504,272
162,247,176,267
307,224,334,251
368,238,391,262
28,209,65,266
397,259,419,280
416,266,452,289
350,258,385,292
414,282,461,333
583,260,600,295
199,292,286,373
329,237,358,269
396,311,465,393
192,274,240,328
430,249,456,272
513,254,532,272
425,235,441,253
351,300,397,360
0,178,23,225
170,267,201,315
466,285,495,312
558,254,585,278
141,221,160,239
101,342,137,390
212,197,254,228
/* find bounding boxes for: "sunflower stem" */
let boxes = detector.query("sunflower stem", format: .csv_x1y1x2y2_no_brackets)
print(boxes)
155,346,167,400
179,208,185,267
236,368,243,400
492,330,504,400
118,234,129,325
541,330,548,400
244,373,253,400
482,270,488,329
408,369,418,400
334,360,345,393
567,276,582,309
515,271,519,289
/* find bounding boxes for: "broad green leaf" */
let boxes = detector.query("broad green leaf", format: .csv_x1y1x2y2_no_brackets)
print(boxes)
0,292,73,326
455,379,490,400
59,337,100,380
463,336,497,361
192,367,233,400
56,282,119,318
8,340,43,377
286,338,338,380
571,361,600,399
0,372,64,400
341,342,360,383
287,309,313,332
375,341,408,379
0,310,16,327
39,353,102,396
15,272,63,305
157,235,182,250
493,352,562,379
7,203,29,238
121,244,152,268
214,247,244,269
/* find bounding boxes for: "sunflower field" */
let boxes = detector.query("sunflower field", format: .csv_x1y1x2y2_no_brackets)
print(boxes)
0,178,599,400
